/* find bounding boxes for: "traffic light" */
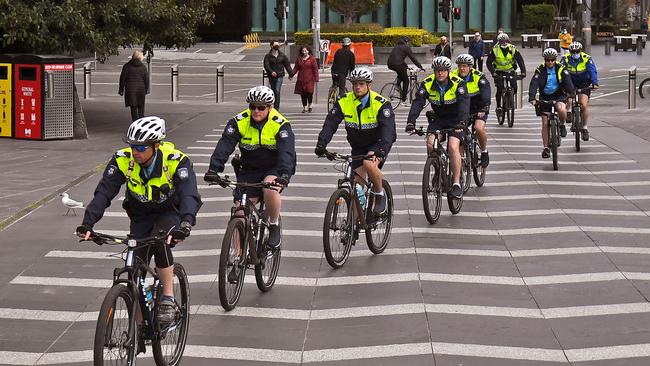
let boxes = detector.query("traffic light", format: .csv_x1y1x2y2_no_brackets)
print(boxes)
453,7,461,20
438,0,450,22
274,0,283,20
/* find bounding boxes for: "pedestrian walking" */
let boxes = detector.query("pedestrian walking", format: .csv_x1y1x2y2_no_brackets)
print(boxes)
292,45,319,113
559,29,573,55
263,41,294,110
119,50,149,121
433,36,452,59
469,32,485,71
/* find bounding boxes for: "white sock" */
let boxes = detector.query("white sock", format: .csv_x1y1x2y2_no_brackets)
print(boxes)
269,219,279,226
372,189,384,196
482,149,488,153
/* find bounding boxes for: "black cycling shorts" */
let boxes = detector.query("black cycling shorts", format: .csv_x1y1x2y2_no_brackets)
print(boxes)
234,167,281,202
129,211,179,269
350,145,390,170
428,119,464,140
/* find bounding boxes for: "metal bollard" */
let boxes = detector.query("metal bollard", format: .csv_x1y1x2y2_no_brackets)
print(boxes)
216,65,224,103
637,36,643,55
83,62,92,99
629,66,636,109
171,64,179,102
517,73,524,109
262,70,268,86
605,40,611,56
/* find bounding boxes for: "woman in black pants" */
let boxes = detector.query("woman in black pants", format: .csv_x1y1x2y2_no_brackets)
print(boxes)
119,50,150,121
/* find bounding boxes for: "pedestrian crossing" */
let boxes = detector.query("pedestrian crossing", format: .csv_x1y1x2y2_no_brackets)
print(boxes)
2,106,650,365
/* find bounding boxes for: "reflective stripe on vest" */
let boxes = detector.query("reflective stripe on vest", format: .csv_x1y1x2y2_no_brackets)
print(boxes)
423,74,462,105
493,44,516,71
338,90,387,130
235,108,289,151
563,52,589,74
451,69,483,96
115,141,185,203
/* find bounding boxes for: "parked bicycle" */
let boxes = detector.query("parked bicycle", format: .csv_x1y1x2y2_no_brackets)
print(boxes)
321,151,394,269
80,231,190,366
536,99,563,170
410,125,467,224
380,68,423,110
569,87,592,152
209,177,283,311
494,73,520,128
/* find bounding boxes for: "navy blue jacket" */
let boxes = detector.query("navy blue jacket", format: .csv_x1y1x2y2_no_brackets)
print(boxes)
468,39,485,60
407,78,471,125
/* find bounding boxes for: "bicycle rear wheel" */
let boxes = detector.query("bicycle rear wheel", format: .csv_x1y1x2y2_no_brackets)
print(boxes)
380,82,401,110
152,263,190,366
94,285,136,366
639,77,650,98
422,157,442,224
365,180,393,254
218,219,247,311
323,188,353,268
472,139,486,187
255,218,282,291
507,93,515,128
462,141,472,193
497,94,506,126
550,119,559,171
573,105,582,152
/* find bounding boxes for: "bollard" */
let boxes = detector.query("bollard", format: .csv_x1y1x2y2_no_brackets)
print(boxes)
171,64,179,102
637,36,643,56
517,73,524,109
83,62,92,99
605,40,611,56
262,70,268,86
216,65,225,103
629,66,636,109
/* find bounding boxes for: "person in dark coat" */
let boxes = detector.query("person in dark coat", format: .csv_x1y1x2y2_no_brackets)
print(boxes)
331,37,355,97
433,36,452,59
263,41,294,110
468,32,485,71
119,50,150,121
387,36,425,105
292,45,319,113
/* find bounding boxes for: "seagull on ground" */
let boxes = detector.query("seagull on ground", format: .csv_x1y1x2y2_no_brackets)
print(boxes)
61,192,84,216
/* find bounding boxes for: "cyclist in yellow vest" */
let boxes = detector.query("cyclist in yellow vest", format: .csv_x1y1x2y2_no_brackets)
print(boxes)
204,86,296,249
529,48,575,159
560,41,598,141
406,56,470,199
487,33,526,119
77,116,202,338
451,53,492,168
315,67,396,214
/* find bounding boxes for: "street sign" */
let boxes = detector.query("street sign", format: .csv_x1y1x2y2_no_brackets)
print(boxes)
319,39,330,53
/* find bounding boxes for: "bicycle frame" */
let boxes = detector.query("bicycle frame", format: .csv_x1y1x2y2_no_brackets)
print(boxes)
337,160,373,231
232,190,268,267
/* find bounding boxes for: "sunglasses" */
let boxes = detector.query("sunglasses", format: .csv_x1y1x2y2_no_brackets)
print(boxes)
249,104,268,111
545,59,556,62
130,144,151,152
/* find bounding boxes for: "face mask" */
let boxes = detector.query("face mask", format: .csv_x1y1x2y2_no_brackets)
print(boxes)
273,45,280,50
500,43,508,48
301,50,308,56
572,53,581,59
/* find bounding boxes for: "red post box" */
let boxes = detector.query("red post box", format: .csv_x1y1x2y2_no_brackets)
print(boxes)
13,55,74,140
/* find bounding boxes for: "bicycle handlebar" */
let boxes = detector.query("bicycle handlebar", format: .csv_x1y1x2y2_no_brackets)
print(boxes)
78,231,165,247
320,150,376,162
207,175,280,189
409,125,466,137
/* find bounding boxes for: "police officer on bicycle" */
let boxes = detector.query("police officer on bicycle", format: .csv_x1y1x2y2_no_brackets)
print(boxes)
77,116,202,331
487,33,526,118
529,48,575,159
315,67,396,214
451,53,491,168
560,41,598,141
204,86,296,249
406,56,470,199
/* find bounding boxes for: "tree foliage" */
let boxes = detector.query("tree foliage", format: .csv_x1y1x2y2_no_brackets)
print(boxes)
0,0,219,61
522,4,556,32
325,0,389,29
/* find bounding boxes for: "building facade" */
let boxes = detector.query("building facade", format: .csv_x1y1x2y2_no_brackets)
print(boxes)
250,0,515,33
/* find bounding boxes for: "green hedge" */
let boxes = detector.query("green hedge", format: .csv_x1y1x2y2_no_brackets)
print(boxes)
295,27,440,47
321,23,384,33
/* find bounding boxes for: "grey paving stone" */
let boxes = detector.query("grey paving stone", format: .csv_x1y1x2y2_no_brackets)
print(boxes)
0,319,69,352
572,358,650,366
421,281,537,308
303,354,435,366
311,282,423,309
502,233,596,250
416,253,520,277
434,355,568,366
513,252,618,277
527,281,647,308
549,313,650,349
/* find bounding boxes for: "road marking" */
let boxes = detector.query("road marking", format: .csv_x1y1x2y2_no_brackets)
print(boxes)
565,343,650,362
590,89,628,100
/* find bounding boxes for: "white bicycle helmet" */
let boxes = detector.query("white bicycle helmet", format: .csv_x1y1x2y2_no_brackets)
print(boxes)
342,37,352,46
432,56,452,71
569,41,583,51
348,67,373,82
496,33,509,42
543,48,559,59
246,85,275,106
455,53,474,65
125,116,166,144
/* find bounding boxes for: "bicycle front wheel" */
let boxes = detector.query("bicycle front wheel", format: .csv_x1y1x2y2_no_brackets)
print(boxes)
323,188,354,268
255,218,282,292
380,82,401,110
218,219,247,311
573,105,582,152
365,180,393,254
462,142,472,193
94,284,136,366
472,140,486,187
507,93,515,128
152,263,190,366
422,158,442,224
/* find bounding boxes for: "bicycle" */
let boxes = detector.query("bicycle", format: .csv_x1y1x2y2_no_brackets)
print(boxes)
639,76,650,99
569,87,591,152
80,231,190,366
467,113,487,187
536,99,563,170
380,68,423,110
327,75,348,111
210,177,283,311
321,151,394,269
410,125,466,224
493,73,519,128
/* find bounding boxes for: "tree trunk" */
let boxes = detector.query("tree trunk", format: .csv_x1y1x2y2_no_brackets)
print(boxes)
343,14,354,29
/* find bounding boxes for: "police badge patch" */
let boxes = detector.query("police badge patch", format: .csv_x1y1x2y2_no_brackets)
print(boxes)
106,165,116,176
419,89,425,95
480,79,486,85
178,168,189,180
383,109,391,118
279,130,289,138
226,126,235,134
330,108,337,114
458,87,466,95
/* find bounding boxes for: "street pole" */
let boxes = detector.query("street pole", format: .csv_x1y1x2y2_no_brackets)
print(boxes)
583,0,592,54
449,0,453,55
312,0,321,66
283,0,288,45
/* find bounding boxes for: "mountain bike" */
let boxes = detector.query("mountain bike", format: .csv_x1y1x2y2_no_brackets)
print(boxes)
569,87,591,151
537,99,563,170
410,125,466,224
80,231,190,366
320,151,394,269
468,113,487,187
210,177,283,311
380,68,423,110
494,72,519,128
